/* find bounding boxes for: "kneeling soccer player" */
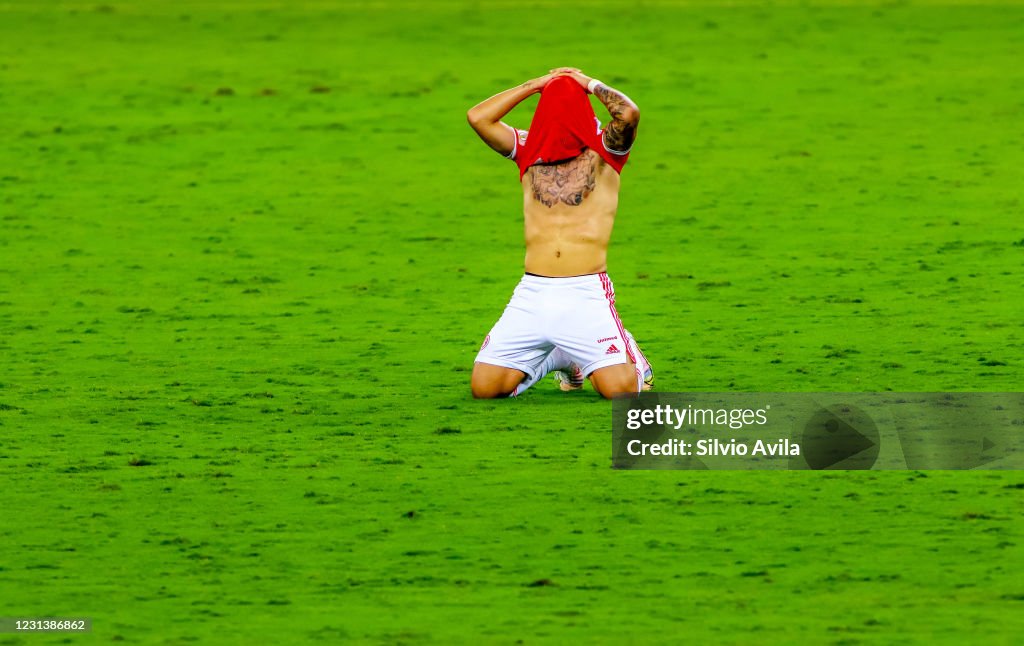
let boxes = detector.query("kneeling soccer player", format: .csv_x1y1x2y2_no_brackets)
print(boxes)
467,68,653,399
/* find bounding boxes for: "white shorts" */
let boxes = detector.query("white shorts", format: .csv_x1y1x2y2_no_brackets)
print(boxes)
475,272,637,380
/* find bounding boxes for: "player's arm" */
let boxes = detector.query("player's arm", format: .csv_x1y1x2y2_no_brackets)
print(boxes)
594,82,640,153
565,71,640,154
467,73,558,156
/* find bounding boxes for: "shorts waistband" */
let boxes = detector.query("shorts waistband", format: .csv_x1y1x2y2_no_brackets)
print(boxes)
520,272,611,287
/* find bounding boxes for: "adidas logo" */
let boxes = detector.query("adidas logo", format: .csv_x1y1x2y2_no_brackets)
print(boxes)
605,344,621,355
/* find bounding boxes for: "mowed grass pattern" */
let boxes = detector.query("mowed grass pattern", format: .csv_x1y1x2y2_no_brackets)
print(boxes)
1,1,1022,643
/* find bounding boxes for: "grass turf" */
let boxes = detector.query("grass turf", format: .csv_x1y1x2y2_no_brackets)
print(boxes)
1,0,1022,643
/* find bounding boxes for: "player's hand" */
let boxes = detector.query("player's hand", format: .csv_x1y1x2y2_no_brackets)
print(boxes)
530,69,572,92
560,70,594,91
529,71,557,91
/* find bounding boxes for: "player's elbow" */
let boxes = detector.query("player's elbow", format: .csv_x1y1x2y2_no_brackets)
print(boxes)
621,105,640,126
467,108,486,129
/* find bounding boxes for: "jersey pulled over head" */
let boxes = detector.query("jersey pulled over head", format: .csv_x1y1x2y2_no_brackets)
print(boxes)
516,76,630,179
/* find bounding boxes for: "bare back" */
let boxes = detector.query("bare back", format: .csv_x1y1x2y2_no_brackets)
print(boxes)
521,149,621,277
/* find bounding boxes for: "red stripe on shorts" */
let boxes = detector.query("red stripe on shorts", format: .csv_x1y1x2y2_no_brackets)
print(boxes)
599,272,636,364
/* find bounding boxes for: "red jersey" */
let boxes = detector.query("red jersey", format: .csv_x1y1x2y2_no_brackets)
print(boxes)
503,76,631,178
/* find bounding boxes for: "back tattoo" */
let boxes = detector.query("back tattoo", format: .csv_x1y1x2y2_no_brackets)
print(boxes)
527,150,598,207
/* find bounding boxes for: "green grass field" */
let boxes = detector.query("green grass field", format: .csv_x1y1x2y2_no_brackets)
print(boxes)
1,0,1022,643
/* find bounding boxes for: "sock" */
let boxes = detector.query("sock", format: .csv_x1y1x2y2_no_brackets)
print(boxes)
510,348,573,397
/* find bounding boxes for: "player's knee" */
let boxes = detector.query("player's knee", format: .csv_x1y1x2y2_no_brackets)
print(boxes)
594,378,637,399
591,365,639,399
470,364,521,399
471,379,512,399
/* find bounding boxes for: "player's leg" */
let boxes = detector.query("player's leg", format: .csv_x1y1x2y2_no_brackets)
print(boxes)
472,277,552,398
474,347,575,397
471,363,527,399
523,347,583,394
623,328,654,390
589,362,640,398
549,273,648,399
